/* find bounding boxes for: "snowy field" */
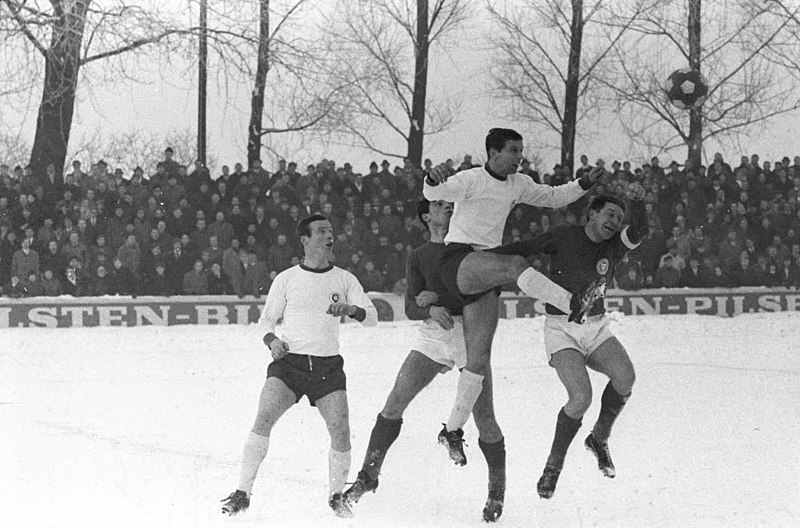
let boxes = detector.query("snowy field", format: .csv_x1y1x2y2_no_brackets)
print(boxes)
2,313,799,528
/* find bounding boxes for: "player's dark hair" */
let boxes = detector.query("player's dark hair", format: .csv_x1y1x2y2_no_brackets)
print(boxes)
297,214,327,239
586,194,627,222
485,128,523,158
417,199,431,229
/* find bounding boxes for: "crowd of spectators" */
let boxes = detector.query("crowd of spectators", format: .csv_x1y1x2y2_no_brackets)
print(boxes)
1,147,799,299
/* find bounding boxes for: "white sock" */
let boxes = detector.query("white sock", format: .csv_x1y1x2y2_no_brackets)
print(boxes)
328,448,351,496
517,267,572,313
446,370,484,432
237,432,270,496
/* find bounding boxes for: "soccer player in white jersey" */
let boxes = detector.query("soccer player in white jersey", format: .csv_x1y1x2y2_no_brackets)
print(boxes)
423,128,604,464
220,214,377,518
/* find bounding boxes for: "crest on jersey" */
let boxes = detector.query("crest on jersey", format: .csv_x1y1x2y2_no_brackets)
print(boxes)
329,292,341,303
596,258,610,275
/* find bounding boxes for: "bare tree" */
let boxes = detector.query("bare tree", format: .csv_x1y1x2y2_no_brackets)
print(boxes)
0,0,195,178
324,0,469,167
486,0,647,174
596,0,800,169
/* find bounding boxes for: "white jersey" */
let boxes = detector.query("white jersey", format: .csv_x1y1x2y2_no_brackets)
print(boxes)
258,264,378,357
423,166,587,250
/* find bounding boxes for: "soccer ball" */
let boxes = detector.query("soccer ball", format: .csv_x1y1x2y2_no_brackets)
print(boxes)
664,68,708,110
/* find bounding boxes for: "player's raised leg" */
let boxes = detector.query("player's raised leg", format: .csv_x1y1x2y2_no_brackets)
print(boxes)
584,337,635,478
471,365,506,522
345,351,441,504
221,377,297,516
457,251,574,313
537,349,592,499
316,389,354,517
439,291,498,465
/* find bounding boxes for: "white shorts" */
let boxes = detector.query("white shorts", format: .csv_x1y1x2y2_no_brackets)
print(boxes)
412,316,466,373
543,314,614,361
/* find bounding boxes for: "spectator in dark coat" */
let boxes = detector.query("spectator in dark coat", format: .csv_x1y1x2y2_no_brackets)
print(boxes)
654,255,681,287
40,269,62,296
242,253,269,296
360,260,387,292
23,272,45,297
87,266,113,296
143,263,172,296
182,259,208,295
4,275,27,297
11,237,39,281
110,258,137,296
222,239,245,296
266,233,295,274
207,262,233,295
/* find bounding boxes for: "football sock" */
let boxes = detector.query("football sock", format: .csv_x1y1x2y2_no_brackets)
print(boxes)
592,382,631,442
517,267,572,313
361,414,403,480
329,447,352,496
237,432,270,496
545,408,583,470
479,437,506,500
446,369,484,432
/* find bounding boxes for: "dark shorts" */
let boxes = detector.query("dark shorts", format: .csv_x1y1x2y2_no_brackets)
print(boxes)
267,353,346,406
439,243,502,306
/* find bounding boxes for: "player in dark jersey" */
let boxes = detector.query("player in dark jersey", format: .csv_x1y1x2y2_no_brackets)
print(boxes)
496,182,647,499
344,199,507,522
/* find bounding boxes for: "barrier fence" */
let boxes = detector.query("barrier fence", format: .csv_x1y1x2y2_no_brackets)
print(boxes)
1,287,799,328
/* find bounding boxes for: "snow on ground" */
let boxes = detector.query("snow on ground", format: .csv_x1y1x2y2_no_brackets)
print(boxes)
2,313,799,528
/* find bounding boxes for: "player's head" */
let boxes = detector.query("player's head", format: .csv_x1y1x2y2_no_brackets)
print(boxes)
485,128,524,176
586,194,627,241
417,199,453,231
298,214,334,256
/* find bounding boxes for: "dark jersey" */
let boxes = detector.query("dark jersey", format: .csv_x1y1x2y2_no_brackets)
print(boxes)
405,241,464,318
524,225,634,316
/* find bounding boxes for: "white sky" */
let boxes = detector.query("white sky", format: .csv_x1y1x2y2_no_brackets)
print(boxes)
3,1,799,174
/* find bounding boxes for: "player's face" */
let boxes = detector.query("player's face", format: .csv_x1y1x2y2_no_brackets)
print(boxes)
427,200,453,227
305,220,334,255
490,140,524,176
590,203,625,240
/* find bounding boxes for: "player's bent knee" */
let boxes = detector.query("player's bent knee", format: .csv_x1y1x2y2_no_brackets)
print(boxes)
565,394,592,418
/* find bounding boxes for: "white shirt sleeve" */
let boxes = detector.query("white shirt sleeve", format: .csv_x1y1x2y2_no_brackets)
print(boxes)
620,226,642,250
345,272,378,327
257,272,287,334
423,171,474,202
520,177,586,208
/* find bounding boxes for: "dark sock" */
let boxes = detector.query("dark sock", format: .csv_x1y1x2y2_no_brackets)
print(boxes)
361,414,402,480
479,438,506,501
592,382,630,442
545,408,582,470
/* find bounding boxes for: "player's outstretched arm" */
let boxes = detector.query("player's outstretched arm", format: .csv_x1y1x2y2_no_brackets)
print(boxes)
622,182,648,247
521,165,603,209
423,163,472,202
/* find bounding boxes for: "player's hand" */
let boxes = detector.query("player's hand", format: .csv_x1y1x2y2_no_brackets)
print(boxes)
426,163,455,185
627,182,646,201
429,306,454,330
415,290,439,307
270,338,290,360
586,164,606,185
327,302,356,318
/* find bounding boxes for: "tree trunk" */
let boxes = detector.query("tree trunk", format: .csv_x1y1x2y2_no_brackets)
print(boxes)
29,1,90,179
687,0,702,170
406,0,430,169
248,0,270,167
561,0,583,177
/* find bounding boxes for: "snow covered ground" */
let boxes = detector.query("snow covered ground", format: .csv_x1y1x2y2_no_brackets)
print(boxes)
2,313,799,528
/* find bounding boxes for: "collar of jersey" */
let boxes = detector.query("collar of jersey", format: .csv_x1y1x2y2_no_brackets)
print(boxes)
484,163,507,182
300,263,333,273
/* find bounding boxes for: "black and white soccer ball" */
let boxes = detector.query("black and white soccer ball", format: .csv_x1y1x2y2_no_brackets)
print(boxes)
664,68,708,110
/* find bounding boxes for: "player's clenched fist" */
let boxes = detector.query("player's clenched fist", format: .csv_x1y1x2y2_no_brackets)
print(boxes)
269,338,290,360
627,182,646,201
426,163,455,185
415,290,439,307
327,302,356,318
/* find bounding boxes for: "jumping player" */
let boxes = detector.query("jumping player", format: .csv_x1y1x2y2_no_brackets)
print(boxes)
423,128,604,465
497,182,647,499
343,199,507,522
220,214,378,518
